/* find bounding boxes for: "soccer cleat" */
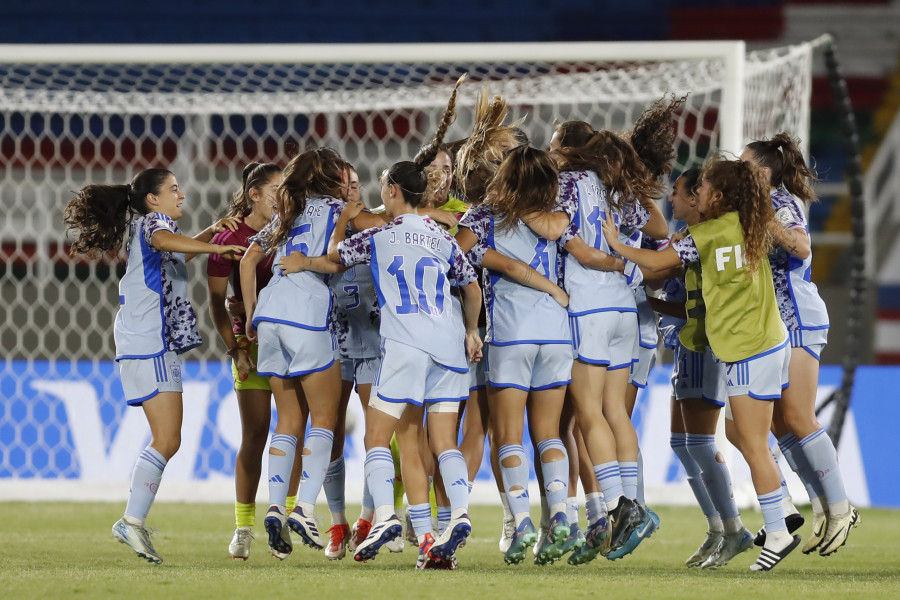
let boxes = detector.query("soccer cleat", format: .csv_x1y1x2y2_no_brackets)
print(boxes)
608,497,645,552
607,506,659,561
415,533,436,570
701,527,754,569
353,515,402,562
568,516,608,565
503,517,537,565
534,512,570,565
801,512,828,554
818,506,860,557
754,511,805,547
385,534,406,553
112,518,162,564
228,526,254,561
264,506,293,560
430,514,471,566
324,523,350,560
498,514,516,553
558,524,586,558
405,511,418,545
750,534,801,571
287,507,325,550
348,518,371,552
686,530,724,568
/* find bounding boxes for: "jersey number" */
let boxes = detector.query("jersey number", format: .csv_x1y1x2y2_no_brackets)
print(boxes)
586,207,619,250
387,255,446,316
286,223,312,256
529,238,551,277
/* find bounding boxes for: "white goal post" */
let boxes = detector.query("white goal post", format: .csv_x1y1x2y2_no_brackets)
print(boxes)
0,39,821,502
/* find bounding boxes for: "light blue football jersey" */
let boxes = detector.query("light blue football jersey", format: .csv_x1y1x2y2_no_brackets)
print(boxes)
330,262,381,359
475,211,570,346
252,196,343,331
115,213,201,359
341,214,476,372
560,171,638,316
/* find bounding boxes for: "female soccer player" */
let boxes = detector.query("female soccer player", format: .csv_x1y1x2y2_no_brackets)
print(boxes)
207,162,284,560
742,133,858,556
240,147,386,560
64,168,246,564
649,169,750,568
603,156,801,572
456,145,575,566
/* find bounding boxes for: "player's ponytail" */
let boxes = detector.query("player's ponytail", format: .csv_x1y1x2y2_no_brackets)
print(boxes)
485,145,558,233
630,93,687,179
745,132,817,205
64,168,172,256
701,156,773,274
388,75,465,208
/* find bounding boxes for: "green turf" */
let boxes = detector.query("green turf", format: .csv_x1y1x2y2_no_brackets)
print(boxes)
1,503,897,599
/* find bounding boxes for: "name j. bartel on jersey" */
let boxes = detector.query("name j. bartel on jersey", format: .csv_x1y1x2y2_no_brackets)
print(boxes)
389,230,442,250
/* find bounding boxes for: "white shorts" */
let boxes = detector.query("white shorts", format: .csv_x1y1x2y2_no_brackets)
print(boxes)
375,338,469,406
569,311,638,369
487,342,572,391
725,340,790,400
256,321,336,378
119,351,183,406
787,327,828,350
629,344,657,388
340,356,381,386
671,344,726,407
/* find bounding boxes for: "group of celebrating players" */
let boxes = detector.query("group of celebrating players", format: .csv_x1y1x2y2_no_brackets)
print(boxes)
63,74,859,573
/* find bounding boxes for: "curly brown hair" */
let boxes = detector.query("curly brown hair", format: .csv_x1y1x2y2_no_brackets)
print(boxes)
269,147,346,249
553,126,665,211
700,156,774,274
630,93,687,178
454,86,519,204
745,132,818,205
484,146,558,234
226,162,282,219
63,168,172,256
387,75,466,208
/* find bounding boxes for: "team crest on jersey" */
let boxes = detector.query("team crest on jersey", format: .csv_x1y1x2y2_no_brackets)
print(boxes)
171,364,182,383
343,267,357,282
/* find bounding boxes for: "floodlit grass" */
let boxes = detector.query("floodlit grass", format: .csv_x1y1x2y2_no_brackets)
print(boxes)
1,502,897,600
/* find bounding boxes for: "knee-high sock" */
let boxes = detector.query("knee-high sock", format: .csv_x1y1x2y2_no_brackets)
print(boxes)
778,433,825,511
437,449,469,519
323,456,347,523
537,438,569,519
799,428,849,514
364,447,396,522
671,433,719,521
498,444,531,526
593,461,624,511
124,446,167,522
685,434,738,520
267,434,297,510
296,428,334,514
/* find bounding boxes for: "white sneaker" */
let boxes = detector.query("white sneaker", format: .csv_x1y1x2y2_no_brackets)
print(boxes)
686,530,723,568
353,515,402,562
228,526,254,560
112,518,162,564
287,507,325,550
385,535,406,553
819,507,860,556
498,514,515,553
701,528,753,569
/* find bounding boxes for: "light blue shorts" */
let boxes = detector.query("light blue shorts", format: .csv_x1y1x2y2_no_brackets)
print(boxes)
256,321,336,378
787,327,828,350
468,326,488,391
340,356,381,386
119,351,183,406
569,311,638,369
671,344,726,407
725,340,791,400
375,338,469,406
487,342,572,391
629,344,657,388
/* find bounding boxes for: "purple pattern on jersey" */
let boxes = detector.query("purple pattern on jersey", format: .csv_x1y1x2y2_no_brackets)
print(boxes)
557,171,586,246
769,187,808,329
459,203,493,268
248,214,280,253
671,233,699,266
142,214,202,352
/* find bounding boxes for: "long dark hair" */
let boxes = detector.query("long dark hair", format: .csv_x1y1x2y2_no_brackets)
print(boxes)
630,93,687,179
745,132,818,204
387,75,465,208
269,147,346,248
485,146,558,233
64,168,173,255
227,162,282,218
701,156,773,274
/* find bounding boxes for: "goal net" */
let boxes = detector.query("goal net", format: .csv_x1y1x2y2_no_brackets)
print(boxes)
0,40,818,500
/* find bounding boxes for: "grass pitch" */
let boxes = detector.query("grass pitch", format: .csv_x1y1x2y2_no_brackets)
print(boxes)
1,502,897,600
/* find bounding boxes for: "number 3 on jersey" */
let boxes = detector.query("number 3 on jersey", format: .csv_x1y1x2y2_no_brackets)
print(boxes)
387,255,446,316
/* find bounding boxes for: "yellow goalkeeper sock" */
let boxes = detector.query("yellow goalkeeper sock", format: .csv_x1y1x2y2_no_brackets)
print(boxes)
235,501,255,529
285,495,297,514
